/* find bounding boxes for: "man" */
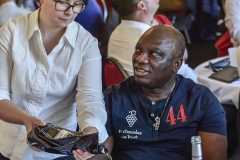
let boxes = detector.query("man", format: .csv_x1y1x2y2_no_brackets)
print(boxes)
93,25,227,160
0,0,31,26
0,0,107,159
108,0,198,82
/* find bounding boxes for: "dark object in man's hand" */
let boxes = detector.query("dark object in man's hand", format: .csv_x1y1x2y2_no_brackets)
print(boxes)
27,123,108,155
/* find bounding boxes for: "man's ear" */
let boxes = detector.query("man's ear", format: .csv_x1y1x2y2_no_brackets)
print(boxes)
136,1,146,10
173,57,183,73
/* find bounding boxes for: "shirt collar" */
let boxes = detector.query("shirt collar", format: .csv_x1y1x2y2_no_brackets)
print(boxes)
63,21,77,49
27,9,40,40
27,9,77,49
121,20,151,30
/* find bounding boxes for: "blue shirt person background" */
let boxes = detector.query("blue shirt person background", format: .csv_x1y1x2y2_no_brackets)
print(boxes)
74,0,104,38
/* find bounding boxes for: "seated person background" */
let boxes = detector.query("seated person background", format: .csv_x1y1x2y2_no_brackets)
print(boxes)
108,0,198,82
0,0,31,26
91,25,227,160
74,0,104,38
225,0,240,47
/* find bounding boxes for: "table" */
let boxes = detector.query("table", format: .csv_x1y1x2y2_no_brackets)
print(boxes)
194,56,240,108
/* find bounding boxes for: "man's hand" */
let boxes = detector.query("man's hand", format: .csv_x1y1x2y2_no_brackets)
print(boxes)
73,127,98,160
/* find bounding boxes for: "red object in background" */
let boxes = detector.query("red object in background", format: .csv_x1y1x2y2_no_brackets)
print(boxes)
95,0,112,13
34,0,40,9
215,30,233,57
154,14,174,27
104,58,128,88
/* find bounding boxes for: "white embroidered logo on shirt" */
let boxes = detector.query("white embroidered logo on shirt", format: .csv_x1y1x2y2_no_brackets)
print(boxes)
126,110,137,127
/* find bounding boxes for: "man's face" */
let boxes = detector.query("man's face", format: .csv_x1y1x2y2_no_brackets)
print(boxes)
40,0,82,28
132,28,179,88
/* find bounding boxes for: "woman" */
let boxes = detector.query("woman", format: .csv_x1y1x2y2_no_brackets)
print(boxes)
0,0,107,159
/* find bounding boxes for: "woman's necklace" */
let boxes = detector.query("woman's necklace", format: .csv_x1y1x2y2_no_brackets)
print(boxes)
153,82,176,130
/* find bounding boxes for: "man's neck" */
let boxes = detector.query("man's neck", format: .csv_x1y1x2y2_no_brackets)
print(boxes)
129,12,153,26
142,80,176,102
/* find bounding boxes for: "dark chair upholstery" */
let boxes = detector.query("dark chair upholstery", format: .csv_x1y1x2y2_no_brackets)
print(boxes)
98,8,120,62
237,93,240,155
222,104,238,158
95,0,108,23
97,8,121,91
103,57,128,90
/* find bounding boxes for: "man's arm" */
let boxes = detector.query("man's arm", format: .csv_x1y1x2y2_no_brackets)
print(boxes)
89,136,114,160
197,131,227,160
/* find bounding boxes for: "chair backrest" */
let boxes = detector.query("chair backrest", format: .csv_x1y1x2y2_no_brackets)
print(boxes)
103,57,128,89
95,0,108,22
98,8,120,61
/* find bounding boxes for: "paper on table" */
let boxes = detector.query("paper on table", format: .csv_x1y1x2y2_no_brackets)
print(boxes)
236,46,240,77
228,47,238,67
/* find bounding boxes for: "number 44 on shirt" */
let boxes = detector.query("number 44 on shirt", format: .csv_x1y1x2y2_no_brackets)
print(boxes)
166,105,187,125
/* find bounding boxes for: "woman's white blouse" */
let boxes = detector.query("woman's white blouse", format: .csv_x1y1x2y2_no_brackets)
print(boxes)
0,9,108,160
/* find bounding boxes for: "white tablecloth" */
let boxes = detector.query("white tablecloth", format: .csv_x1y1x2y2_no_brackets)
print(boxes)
194,56,240,108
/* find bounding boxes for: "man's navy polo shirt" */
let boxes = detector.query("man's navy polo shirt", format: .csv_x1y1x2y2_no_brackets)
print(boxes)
104,75,227,160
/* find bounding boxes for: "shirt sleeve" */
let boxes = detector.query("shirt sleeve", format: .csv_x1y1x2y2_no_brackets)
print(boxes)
0,19,14,101
198,88,227,136
75,35,108,143
103,87,114,137
225,0,240,46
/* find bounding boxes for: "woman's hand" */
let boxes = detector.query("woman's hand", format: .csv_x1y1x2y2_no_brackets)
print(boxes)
73,127,98,160
24,115,46,152
73,149,94,160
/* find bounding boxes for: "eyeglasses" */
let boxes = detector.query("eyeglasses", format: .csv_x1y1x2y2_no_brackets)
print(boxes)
53,0,87,13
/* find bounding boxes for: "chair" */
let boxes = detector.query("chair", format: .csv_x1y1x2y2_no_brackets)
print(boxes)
237,93,240,156
215,30,233,57
157,0,193,44
98,8,121,90
229,93,240,160
170,10,193,44
103,57,128,89
222,104,238,158
95,0,108,23
98,8,120,61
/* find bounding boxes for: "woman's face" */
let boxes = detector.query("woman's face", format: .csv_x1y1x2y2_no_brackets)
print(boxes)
39,0,84,28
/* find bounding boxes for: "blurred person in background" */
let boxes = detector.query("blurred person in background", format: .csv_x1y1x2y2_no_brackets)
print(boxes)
197,0,219,41
74,0,104,38
108,0,198,83
225,0,240,47
0,0,31,26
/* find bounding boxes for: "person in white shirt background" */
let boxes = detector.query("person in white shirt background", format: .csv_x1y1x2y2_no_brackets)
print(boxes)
0,0,31,26
0,0,108,160
108,0,198,83
225,0,240,47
